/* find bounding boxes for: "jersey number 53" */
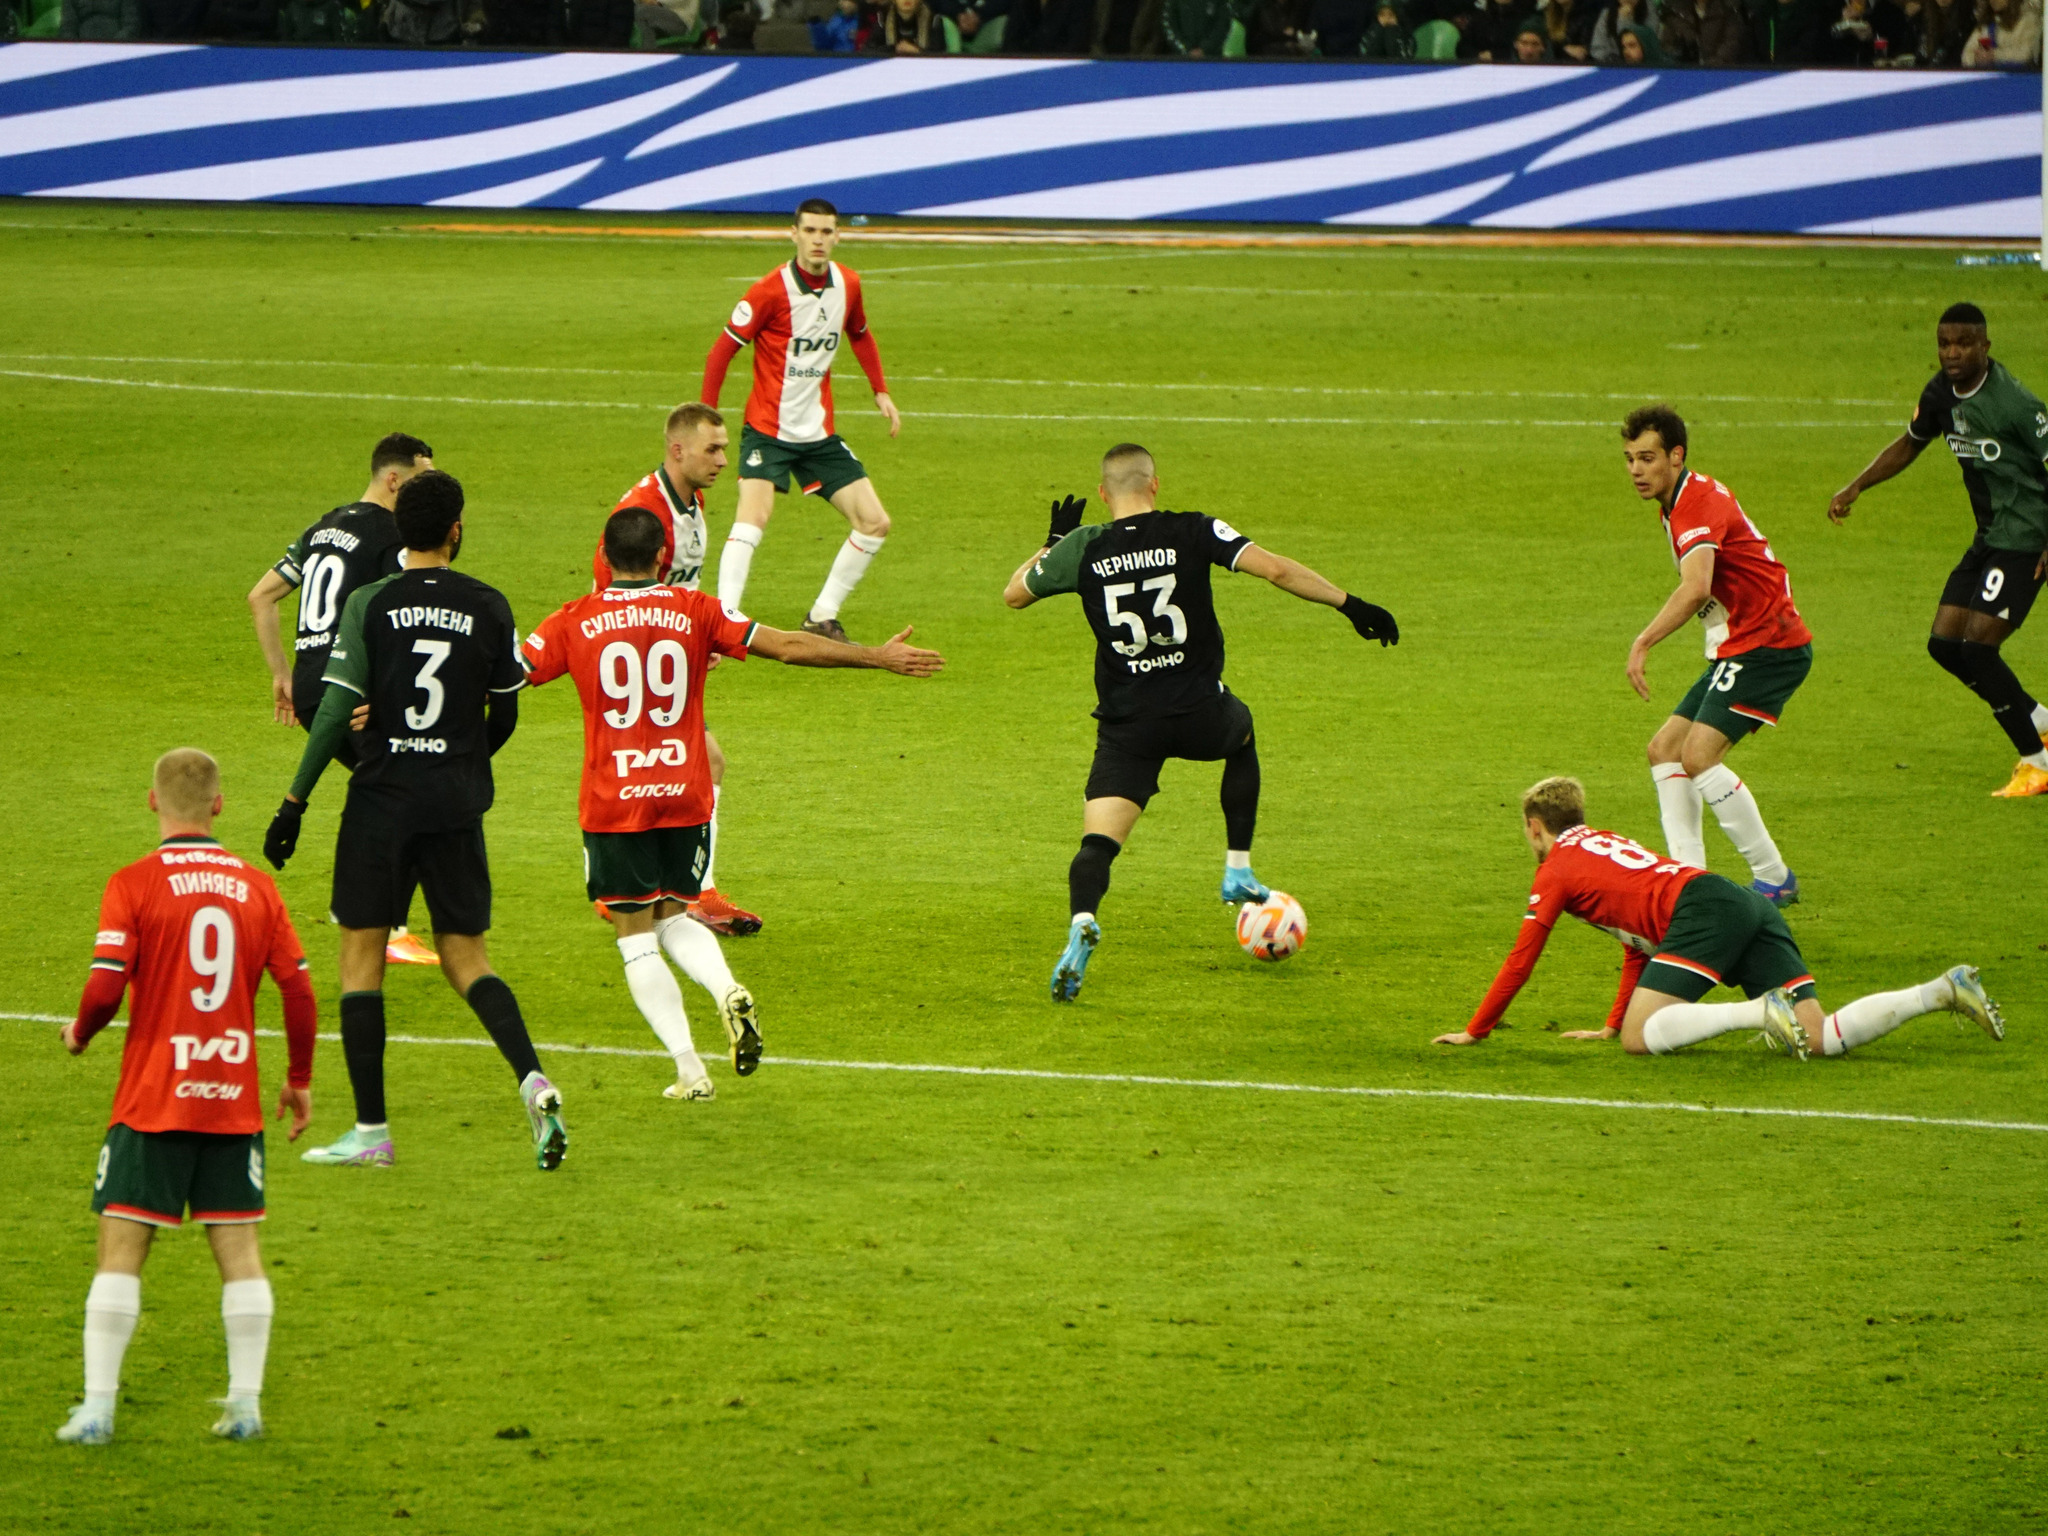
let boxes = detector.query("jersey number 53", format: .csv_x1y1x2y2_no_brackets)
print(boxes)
1103,576,1188,657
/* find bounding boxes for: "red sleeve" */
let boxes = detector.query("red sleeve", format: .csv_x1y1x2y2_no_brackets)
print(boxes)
1464,869,1565,1040
702,330,742,407
261,893,315,1087
695,591,754,659
1605,947,1648,1033
77,873,137,1046
520,608,572,686
848,328,887,396
1669,480,1724,559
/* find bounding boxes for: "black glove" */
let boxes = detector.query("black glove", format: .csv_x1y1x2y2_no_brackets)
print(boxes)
264,797,306,871
1341,594,1399,647
1045,494,1087,548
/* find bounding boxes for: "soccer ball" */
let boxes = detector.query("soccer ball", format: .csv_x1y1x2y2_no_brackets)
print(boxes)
1236,892,1306,962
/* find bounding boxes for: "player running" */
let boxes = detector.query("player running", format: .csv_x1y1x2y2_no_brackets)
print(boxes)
263,471,567,1173
245,431,440,967
1431,776,2003,1058
530,506,944,1098
57,749,316,1446
1623,404,1810,908
594,403,759,937
704,198,900,643
1003,443,1399,1002
1827,302,2048,798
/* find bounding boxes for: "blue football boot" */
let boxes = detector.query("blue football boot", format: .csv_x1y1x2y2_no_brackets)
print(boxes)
1219,865,1270,905
1050,917,1101,1003
1750,870,1799,908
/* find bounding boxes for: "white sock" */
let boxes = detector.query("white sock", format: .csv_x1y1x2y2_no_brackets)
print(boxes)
2031,701,2048,735
1823,976,1950,1056
718,523,764,614
809,531,884,623
617,932,703,1075
354,1122,388,1137
83,1271,142,1405
1225,850,1251,870
1642,997,1767,1054
1692,763,1788,886
1650,762,1706,868
702,785,720,892
655,912,738,1000
220,1278,273,1403
2026,748,2048,771
1071,911,1095,927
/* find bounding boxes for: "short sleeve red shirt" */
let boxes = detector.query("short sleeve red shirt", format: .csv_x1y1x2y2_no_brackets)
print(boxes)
92,838,308,1134
1661,470,1812,659
591,468,708,592
521,582,757,832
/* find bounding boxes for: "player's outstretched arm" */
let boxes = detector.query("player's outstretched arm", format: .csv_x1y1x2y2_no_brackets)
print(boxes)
749,623,945,676
1626,546,1715,701
1004,498,1089,609
1828,432,1927,524
1234,545,1399,646
248,569,297,724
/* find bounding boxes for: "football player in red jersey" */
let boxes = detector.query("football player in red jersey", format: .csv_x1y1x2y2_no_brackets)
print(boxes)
1432,777,2003,1057
703,198,900,644
56,750,316,1447
1623,404,1811,909
525,506,942,1099
593,403,760,937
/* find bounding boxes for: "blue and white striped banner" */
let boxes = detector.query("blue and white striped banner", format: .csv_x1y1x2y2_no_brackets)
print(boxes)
0,41,2036,235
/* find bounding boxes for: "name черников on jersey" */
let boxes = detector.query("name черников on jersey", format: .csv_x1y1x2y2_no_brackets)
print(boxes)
382,606,476,634
1090,547,1179,580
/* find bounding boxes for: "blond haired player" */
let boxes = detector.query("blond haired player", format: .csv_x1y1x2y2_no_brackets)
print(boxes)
526,506,943,1098
593,402,759,936
57,750,317,1446
1432,776,2003,1059
703,198,900,642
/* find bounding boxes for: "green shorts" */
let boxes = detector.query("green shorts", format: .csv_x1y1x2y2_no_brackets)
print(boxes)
737,423,867,500
1640,873,1817,1004
92,1124,266,1228
1672,643,1812,743
584,824,710,910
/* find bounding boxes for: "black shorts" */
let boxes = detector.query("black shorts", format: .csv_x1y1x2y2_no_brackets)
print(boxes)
294,695,359,771
1940,539,2044,628
584,824,710,909
1085,690,1254,806
93,1124,266,1228
332,790,491,934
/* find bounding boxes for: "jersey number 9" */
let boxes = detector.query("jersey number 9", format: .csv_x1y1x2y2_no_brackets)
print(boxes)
187,905,237,1014
599,639,690,730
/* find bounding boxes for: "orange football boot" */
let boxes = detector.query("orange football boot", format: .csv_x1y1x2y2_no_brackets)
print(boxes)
385,930,440,965
689,888,763,936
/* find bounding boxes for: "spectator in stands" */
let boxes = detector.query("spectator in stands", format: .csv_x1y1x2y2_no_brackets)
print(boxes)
1161,0,1228,48
1816,0,1907,57
1361,0,1415,50
1750,0,1821,60
1536,0,1595,53
1660,0,1744,56
933,0,1005,47
1962,0,2039,59
1587,0,1653,56
718,0,756,40
1617,12,1666,47
1509,11,1549,47
1242,0,1314,50
60,0,141,34
637,0,703,41
1899,0,1965,57
1471,0,1532,56
874,0,942,44
1310,0,1373,49
809,0,858,43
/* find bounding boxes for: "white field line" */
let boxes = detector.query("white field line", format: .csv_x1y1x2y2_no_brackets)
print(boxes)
0,353,1902,409
0,369,1891,429
5,1013,2040,1136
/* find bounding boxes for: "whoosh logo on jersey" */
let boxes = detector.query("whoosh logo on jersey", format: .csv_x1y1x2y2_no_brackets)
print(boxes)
170,1029,251,1071
611,738,688,778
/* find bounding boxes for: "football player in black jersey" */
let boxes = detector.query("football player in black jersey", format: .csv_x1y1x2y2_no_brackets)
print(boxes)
263,471,568,1173
247,432,442,966
1003,443,1398,1001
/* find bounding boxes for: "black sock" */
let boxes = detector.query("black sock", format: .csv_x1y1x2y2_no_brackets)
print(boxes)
1220,735,1260,851
465,974,542,1083
1928,635,1986,696
1069,833,1121,918
338,991,387,1126
1959,640,2044,754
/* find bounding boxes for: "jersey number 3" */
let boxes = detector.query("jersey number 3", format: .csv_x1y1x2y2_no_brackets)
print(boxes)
1104,575,1188,658
407,639,452,730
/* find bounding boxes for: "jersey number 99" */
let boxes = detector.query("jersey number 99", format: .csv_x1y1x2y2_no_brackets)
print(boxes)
599,639,690,730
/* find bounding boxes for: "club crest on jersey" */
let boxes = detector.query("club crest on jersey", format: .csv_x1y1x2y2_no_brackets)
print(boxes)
747,450,763,467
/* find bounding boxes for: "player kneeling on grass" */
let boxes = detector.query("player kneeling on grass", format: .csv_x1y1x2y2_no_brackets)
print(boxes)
1432,776,2004,1058
58,749,316,1446
265,471,567,1173
524,506,944,1096
1002,443,1398,1003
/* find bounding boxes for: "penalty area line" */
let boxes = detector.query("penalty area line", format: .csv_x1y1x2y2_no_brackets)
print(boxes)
4,1013,2040,1136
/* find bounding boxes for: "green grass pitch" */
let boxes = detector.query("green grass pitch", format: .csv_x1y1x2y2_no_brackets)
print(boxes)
1,201,2044,1533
